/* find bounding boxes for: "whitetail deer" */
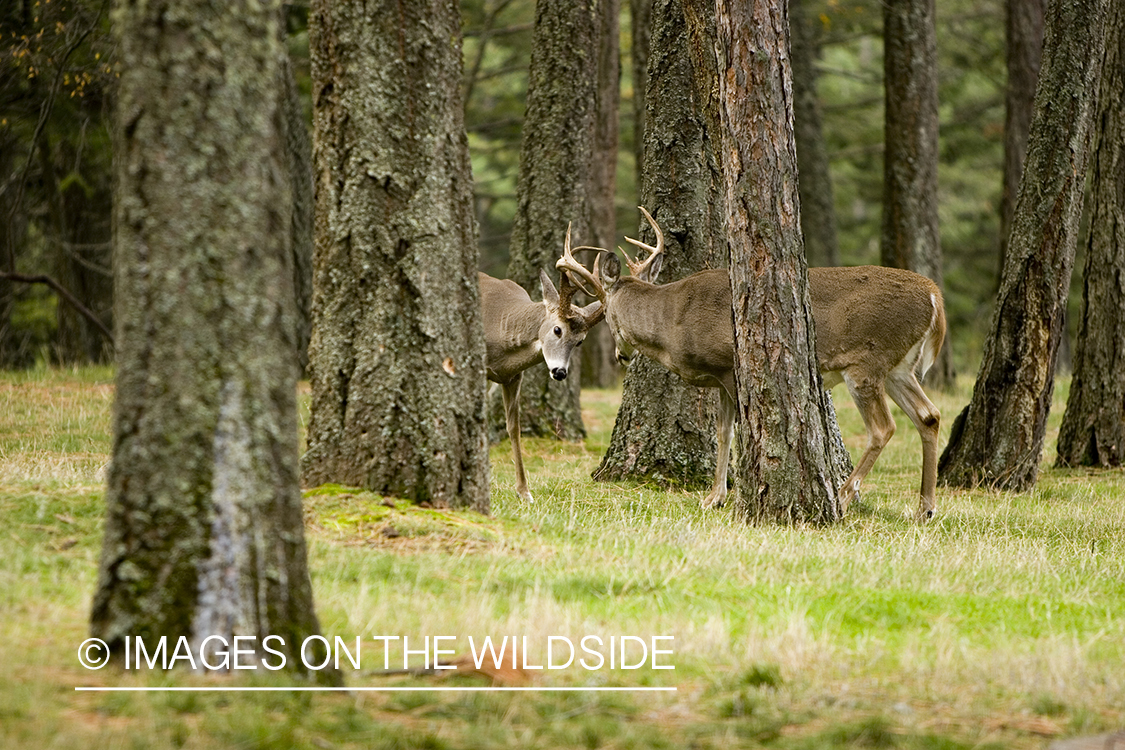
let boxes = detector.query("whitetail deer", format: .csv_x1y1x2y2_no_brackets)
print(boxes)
481,226,605,502
557,208,946,520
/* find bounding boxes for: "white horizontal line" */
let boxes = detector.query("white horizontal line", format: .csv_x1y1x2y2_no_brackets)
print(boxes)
75,686,677,693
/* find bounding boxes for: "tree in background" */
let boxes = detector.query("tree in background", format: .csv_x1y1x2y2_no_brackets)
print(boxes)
938,0,1109,491
302,0,490,511
581,0,623,388
1056,0,1125,469
881,0,953,388
278,15,314,374
686,0,844,524
791,0,840,268
500,0,601,442
630,0,653,179
998,0,1044,282
91,0,329,676
594,0,725,488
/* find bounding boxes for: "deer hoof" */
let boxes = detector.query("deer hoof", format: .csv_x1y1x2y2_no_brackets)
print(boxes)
701,493,725,510
916,506,936,522
518,489,534,503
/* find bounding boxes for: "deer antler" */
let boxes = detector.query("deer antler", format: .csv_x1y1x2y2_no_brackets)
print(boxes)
555,222,607,303
621,206,664,280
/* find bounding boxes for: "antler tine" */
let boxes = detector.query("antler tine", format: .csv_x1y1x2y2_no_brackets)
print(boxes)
555,221,607,302
621,205,664,278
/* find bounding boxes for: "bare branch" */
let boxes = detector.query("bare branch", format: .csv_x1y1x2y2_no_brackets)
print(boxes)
0,271,114,346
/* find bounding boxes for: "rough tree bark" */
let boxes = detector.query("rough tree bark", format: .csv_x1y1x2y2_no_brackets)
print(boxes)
687,0,845,524
881,0,953,388
999,0,1045,282
594,0,726,487
501,0,600,442
790,0,840,268
302,0,490,511
938,0,1109,490
91,0,329,677
1056,0,1125,468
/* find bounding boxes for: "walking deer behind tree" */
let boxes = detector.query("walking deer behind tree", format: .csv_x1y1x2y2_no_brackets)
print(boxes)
557,208,946,520
481,226,605,502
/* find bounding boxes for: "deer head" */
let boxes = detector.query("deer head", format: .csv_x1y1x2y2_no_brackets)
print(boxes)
556,207,666,366
537,224,605,381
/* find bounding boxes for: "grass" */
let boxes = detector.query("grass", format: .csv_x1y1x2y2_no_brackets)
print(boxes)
1,365,1123,749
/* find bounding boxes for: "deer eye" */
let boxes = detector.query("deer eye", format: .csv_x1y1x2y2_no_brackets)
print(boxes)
554,326,562,337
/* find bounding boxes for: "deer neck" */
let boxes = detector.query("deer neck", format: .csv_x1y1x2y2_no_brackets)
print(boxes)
609,281,673,359
485,300,550,382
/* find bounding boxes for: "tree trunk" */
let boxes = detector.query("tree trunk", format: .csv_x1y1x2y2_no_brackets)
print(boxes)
938,0,1109,491
280,20,314,376
91,0,329,677
501,0,600,442
1056,0,1125,468
689,0,845,524
631,0,653,177
56,158,113,364
1,130,28,366
302,0,490,511
594,0,726,487
790,0,840,268
999,0,1045,283
581,0,623,389
881,0,953,388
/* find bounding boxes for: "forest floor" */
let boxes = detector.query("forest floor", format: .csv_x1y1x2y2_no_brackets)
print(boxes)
1,366,1123,749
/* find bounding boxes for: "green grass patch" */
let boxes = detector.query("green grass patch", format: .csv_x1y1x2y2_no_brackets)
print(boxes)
1,368,1122,749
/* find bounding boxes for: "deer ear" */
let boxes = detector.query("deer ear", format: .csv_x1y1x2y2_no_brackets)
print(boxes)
643,254,663,284
540,268,559,307
600,252,621,287
580,300,604,325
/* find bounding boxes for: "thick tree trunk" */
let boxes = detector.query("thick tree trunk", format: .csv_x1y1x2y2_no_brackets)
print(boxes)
1056,0,1125,468
302,0,490,511
581,0,623,389
594,0,726,487
689,0,845,524
938,0,1109,491
790,0,840,269
501,0,600,442
91,0,329,677
999,0,1045,283
881,0,953,388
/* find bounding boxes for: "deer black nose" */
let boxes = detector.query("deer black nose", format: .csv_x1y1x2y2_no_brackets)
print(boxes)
551,367,568,381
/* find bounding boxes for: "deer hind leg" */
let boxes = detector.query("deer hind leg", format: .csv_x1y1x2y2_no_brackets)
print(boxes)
501,376,533,502
702,386,736,509
839,371,896,514
885,368,940,521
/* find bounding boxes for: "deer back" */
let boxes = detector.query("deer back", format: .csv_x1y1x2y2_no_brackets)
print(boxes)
809,266,944,377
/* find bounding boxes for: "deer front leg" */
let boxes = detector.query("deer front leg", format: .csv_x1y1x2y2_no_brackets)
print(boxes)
838,372,896,515
501,376,533,502
702,388,736,509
